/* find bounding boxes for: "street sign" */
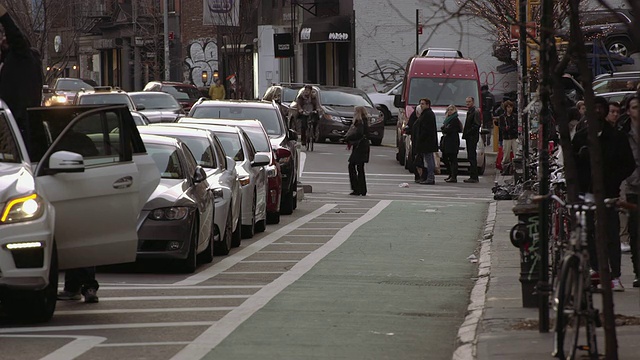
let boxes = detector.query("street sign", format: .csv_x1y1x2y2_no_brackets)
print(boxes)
418,25,423,35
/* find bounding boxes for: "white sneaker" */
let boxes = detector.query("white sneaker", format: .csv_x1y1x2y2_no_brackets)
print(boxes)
612,278,625,292
621,243,631,253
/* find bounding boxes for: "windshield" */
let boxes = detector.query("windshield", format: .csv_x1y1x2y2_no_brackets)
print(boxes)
215,132,245,162
0,113,21,163
78,94,135,111
319,90,374,108
240,127,271,152
130,93,181,110
146,143,185,179
55,79,95,92
191,106,284,137
164,86,202,100
593,77,638,94
176,136,216,168
282,88,300,103
381,82,401,93
407,78,479,107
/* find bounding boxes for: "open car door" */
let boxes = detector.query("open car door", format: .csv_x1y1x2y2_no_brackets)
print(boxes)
30,105,158,269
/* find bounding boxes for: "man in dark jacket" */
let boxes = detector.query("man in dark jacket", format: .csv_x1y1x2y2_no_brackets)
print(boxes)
413,98,438,185
572,95,636,291
462,96,481,183
0,5,43,150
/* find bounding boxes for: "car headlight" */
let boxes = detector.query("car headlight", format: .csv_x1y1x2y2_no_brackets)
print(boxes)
1,193,45,224
369,116,383,125
265,164,278,178
148,207,190,221
324,114,343,122
238,175,251,186
53,95,68,104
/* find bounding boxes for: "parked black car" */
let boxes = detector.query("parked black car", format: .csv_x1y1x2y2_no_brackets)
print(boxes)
558,9,636,57
187,99,299,215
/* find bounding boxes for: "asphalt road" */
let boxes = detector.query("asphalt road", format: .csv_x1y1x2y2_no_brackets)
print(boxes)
0,126,496,360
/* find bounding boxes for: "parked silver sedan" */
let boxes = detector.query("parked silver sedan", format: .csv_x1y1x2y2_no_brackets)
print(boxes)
170,123,270,239
138,125,242,255
129,91,186,123
137,134,215,273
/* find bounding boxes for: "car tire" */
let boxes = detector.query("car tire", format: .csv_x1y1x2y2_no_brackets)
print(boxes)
267,211,281,224
315,126,326,143
606,37,633,57
380,106,393,125
255,219,266,233
4,243,58,323
292,180,298,210
214,207,233,255
241,199,256,239
181,216,199,273
371,139,382,146
478,155,486,175
231,205,242,248
280,187,295,215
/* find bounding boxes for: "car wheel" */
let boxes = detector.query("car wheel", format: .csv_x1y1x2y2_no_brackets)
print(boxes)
380,106,392,125
478,155,486,175
4,243,58,323
606,37,633,57
267,210,281,224
241,199,256,239
315,126,326,143
255,219,266,233
214,207,233,255
280,187,295,215
371,139,382,146
292,180,298,210
180,216,198,273
231,205,242,248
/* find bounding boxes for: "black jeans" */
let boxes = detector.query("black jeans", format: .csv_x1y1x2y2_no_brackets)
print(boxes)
466,137,479,179
442,152,458,179
587,207,622,278
348,162,367,195
64,267,99,294
627,194,640,277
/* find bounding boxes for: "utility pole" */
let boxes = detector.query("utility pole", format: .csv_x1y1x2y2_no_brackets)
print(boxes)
538,0,552,333
415,9,419,55
163,0,170,81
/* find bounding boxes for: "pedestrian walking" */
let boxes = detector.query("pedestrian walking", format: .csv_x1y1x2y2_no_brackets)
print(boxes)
344,106,370,196
498,100,518,174
0,4,43,152
572,95,635,291
441,104,462,183
481,85,495,146
57,267,100,303
623,95,640,287
462,96,481,183
208,78,225,100
413,98,438,185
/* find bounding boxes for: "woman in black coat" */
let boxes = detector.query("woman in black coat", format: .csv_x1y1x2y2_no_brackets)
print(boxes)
441,104,463,182
344,106,370,196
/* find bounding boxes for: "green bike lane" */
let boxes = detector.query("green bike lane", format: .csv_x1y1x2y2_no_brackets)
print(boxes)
196,200,487,360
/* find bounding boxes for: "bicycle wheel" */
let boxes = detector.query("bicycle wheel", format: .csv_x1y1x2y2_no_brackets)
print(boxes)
307,123,314,151
553,254,583,360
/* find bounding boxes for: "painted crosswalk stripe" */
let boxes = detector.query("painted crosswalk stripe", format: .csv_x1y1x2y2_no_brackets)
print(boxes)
55,307,236,315
0,321,216,334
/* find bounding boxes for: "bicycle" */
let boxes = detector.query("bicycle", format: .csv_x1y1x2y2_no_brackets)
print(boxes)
304,110,318,152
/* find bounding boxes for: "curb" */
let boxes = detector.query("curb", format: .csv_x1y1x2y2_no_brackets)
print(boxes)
452,200,497,360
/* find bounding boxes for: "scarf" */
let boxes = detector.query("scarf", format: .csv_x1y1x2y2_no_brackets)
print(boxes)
443,112,457,126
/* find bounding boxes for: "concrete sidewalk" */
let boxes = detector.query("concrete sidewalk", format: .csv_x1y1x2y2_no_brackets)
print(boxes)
474,177,640,359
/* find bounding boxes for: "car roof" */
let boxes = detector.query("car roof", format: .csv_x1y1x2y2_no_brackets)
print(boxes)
151,81,197,87
304,85,368,94
594,71,640,80
195,99,278,109
129,91,174,97
139,124,215,139
184,118,263,127
140,133,182,147
173,122,243,135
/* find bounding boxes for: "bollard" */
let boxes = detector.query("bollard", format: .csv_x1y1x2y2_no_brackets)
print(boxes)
510,190,540,308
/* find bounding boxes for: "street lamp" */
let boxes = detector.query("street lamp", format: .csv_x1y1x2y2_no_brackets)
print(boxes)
213,69,219,79
201,71,208,85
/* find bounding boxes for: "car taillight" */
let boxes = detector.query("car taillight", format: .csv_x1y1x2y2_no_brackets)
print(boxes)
275,147,291,163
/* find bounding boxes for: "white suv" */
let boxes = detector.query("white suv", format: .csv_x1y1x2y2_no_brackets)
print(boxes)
0,102,159,322
367,81,402,125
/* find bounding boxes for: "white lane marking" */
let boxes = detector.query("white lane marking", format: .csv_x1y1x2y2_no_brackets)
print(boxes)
96,341,191,348
259,251,313,254
173,204,336,286
308,193,489,201
96,285,263,290
170,200,392,360
0,335,106,360
293,227,344,230
298,152,306,178
280,234,332,237
55,307,236,316
221,271,285,274
271,241,326,244
239,260,298,263
308,221,355,223
97,295,249,301
0,322,215,334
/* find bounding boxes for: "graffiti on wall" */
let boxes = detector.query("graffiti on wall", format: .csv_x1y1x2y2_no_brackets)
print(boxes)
359,59,405,91
480,70,514,93
184,40,219,88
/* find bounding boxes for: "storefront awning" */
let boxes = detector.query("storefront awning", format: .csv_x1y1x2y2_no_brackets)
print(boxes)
299,15,351,43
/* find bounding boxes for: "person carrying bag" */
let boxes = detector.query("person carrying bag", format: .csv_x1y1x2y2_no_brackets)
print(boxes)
344,106,370,196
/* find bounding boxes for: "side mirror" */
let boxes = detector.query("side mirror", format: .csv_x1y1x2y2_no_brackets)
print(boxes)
42,85,52,94
275,147,292,160
193,166,207,184
226,155,236,170
136,104,146,111
252,153,271,167
393,94,405,108
288,129,297,141
48,151,85,173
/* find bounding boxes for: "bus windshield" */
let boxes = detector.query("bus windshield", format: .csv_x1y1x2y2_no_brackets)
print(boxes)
407,78,479,107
